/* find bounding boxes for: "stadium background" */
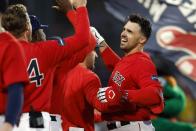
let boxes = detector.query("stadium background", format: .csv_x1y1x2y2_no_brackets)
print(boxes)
8,0,196,128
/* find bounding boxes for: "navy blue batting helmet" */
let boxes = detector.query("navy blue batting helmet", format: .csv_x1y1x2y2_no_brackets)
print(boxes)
29,15,48,34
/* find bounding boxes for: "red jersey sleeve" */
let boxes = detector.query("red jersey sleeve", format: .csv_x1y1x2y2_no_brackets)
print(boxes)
66,8,96,56
0,32,29,88
126,58,164,113
66,9,77,30
101,47,121,71
63,7,90,52
57,9,96,72
32,7,91,66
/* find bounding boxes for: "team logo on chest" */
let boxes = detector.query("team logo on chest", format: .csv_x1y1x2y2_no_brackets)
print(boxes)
112,71,125,86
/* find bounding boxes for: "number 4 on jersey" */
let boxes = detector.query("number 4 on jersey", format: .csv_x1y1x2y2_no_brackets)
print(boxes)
27,58,44,87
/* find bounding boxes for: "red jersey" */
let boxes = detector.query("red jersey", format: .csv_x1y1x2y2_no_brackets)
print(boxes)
0,32,29,113
21,7,91,112
50,9,96,114
61,65,99,131
100,47,164,121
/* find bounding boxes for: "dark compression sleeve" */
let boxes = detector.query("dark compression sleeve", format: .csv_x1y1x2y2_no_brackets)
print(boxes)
5,83,24,125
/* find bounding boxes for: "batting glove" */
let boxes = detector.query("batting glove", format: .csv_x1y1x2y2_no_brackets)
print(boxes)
90,26,104,45
97,86,121,104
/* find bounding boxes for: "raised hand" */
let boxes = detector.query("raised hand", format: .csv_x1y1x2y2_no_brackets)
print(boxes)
90,27,105,46
72,0,87,8
97,86,122,104
0,122,13,131
53,0,73,13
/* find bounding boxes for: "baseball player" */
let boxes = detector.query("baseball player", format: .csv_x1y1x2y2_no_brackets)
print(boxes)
51,19,136,131
53,47,135,131
1,0,93,130
0,1,29,131
93,14,164,131
28,6,97,131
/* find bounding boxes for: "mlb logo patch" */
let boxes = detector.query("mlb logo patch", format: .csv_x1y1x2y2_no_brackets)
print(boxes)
151,75,159,81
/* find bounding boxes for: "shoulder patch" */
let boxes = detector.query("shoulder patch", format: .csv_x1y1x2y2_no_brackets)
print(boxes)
151,75,159,81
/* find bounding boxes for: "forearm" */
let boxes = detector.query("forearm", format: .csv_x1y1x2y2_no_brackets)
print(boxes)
74,7,90,43
99,41,108,53
5,83,24,126
62,7,91,57
66,9,77,29
100,45,121,71
125,86,163,106
67,9,96,57
94,99,121,113
61,33,96,68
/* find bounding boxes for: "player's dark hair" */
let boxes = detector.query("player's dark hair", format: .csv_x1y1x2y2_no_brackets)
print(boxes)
125,13,152,40
1,4,28,38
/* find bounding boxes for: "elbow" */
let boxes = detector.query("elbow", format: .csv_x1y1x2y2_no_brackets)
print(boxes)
153,87,164,105
150,88,164,114
95,106,108,113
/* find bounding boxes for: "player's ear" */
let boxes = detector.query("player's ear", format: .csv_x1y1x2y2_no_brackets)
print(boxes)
139,35,147,45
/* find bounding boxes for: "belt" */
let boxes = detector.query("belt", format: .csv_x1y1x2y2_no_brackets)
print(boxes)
50,115,57,121
28,112,60,128
107,121,130,130
107,121,152,130
27,112,58,122
50,114,62,123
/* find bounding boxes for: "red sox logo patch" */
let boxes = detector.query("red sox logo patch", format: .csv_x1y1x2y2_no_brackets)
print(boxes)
112,71,125,86
156,26,196,81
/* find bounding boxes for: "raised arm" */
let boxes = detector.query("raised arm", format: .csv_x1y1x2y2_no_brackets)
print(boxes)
35,0,92,66
62,0,90,57
90,27,121,71
56,8,96,71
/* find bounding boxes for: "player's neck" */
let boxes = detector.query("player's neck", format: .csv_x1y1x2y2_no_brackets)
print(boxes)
79,63,87,69
18,34,29,42
125,44,144,56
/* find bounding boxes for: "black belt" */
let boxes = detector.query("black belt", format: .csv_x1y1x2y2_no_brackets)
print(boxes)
107,121,130,130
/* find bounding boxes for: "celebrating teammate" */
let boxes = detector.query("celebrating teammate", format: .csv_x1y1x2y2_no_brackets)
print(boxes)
94,14,164,131
0,0,29,131
54,49,100,131
1,0,93,130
